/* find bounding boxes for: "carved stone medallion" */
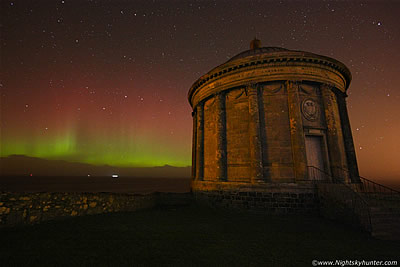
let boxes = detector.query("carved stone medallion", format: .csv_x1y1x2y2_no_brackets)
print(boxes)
301,98,319,121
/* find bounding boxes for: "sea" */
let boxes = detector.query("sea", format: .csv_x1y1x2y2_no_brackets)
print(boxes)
0,176,191,193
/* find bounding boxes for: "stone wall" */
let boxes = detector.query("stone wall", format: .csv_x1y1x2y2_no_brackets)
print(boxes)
263,82,294,181
0,192,157,226
192,182,318,214
203,97,218,181
225,88,251,182
317,183,371,231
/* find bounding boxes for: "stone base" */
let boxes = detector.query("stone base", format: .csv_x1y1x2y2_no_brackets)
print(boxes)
192,181,319,214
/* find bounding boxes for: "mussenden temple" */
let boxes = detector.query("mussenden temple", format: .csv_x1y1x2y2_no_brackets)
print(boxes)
187,39,399,239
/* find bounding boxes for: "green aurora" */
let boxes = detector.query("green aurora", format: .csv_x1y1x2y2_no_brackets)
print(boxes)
1,131,191,167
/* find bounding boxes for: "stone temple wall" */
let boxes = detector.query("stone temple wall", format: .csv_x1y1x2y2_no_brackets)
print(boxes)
189,45,359,184
226,88,251,182
203,97,219,181
191,80,353,183
263,82,294,181
192,182,318,214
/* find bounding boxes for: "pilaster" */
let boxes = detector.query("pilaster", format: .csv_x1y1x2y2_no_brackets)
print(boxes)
320,84,349,182
191,110,197,180
248,84,264,182
215,92,227,181
286,81,307,181
195,103,204,180
336,91,360,183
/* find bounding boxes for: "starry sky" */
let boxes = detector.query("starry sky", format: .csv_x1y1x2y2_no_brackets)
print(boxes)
1,1,399,182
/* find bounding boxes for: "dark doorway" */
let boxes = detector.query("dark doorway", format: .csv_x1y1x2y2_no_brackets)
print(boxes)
305,135,326,180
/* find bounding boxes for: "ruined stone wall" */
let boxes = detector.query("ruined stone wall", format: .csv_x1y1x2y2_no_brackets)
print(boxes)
0,192,156,226
225,88,251,182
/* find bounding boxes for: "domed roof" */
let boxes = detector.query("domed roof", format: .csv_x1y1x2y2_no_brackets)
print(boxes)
228,46,290,62
188,39,352,106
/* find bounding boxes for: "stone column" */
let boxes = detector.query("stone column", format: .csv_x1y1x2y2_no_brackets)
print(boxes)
286,81,307,181
195,103,204,180
191,110,197,180
215,92,227,181
248,84,264,182
336,92,360,183
320,84,349,182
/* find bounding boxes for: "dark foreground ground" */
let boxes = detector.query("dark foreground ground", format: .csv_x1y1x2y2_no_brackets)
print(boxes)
1,205,399,267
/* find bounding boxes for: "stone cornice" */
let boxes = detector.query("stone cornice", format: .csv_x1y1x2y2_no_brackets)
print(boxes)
188,51,352,107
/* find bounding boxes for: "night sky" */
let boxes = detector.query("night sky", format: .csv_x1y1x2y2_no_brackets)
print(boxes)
1,1,399,182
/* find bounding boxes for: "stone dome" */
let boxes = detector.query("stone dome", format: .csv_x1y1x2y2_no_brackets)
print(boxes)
228,46,290,62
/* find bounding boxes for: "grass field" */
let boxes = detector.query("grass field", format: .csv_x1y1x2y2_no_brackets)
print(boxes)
1,205,399,266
